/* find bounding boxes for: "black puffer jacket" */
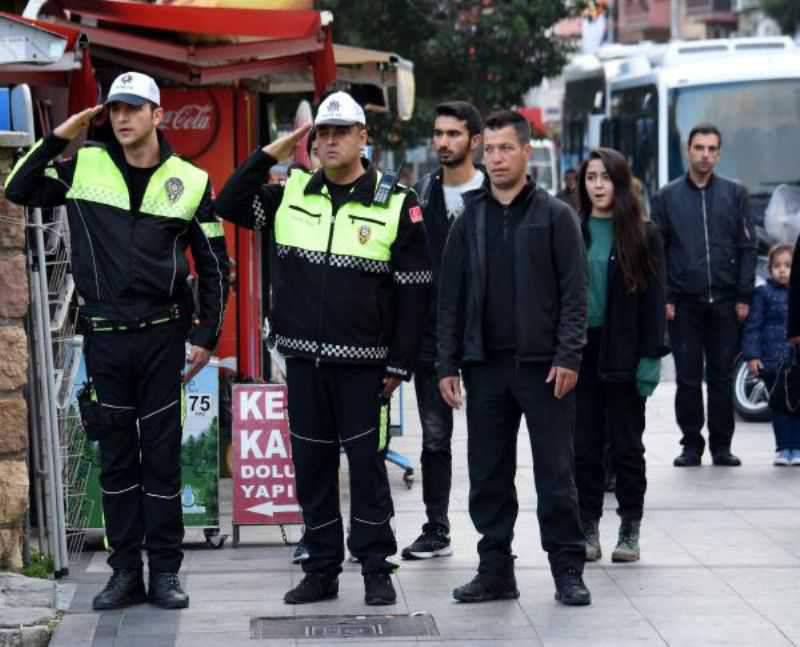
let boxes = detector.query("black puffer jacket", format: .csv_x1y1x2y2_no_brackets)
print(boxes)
651,174,756,304
437,183,587,378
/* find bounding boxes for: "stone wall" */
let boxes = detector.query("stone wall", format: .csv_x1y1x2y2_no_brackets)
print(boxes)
0,133,32,571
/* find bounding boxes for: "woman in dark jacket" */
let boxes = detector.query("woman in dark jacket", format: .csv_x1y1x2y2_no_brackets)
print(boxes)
574,148,668,564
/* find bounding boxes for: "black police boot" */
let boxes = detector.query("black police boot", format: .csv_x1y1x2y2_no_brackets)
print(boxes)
453,573,520,603
364,572,397,606
284,573,339,604
673,447,702,467
712,450,742,466
554,567,592,606
92,569,147,611
148,572,189,609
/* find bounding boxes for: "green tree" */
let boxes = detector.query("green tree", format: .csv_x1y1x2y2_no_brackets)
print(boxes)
318,0,580,149
761,0,800,35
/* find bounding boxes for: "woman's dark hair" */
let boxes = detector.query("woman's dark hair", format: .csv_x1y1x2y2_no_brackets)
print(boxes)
578,147,654,293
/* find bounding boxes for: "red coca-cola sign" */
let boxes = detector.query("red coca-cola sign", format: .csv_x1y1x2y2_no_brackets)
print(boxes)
159,89,220,160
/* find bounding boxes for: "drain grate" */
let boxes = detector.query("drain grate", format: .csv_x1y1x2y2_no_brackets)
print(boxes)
250,613,439,639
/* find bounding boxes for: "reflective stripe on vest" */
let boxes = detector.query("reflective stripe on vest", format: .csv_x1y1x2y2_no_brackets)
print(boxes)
274,170,405,267
66,147,207,221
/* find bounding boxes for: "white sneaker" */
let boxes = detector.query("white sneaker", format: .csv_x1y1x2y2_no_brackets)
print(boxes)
774,450,792,466
790,450,800,466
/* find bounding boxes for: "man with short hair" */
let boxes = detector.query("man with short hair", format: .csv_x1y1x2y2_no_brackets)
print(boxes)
652,123,756,467
6,71,230,610
438,110,590,606
215,92,431,606
402,101,484,561
556,168,579,211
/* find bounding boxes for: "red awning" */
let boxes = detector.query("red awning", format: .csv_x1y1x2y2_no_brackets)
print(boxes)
44,0,336,98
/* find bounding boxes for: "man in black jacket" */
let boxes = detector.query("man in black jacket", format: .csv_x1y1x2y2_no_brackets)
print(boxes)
402,101,484,561
438,110,590,606
651,123,756,467
5,72,229,610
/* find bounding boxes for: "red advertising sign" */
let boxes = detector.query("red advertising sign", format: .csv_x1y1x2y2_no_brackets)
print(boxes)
159,88,220,161
232,384,302,525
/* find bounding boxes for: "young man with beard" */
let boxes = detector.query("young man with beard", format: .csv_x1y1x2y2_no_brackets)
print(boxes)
6,72,230,610
215,92,431,606
438,110,591,606
402,101,484,561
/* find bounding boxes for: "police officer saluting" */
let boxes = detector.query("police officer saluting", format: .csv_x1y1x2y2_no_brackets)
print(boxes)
215,92,431,606
5,72,229,610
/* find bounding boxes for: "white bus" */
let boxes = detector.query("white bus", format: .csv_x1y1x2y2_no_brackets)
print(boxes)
602,36,800,235
560,43,665,177
529,139,559,195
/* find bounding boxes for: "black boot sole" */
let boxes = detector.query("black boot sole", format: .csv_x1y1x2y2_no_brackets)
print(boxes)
284,590,338,605
453,589,520,603
555,591,592,606
365,595,397,606
148,594,190,609
92,590,147,611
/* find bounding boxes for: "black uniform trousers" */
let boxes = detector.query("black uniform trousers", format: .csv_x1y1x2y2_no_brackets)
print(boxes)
84,319,186,573
575,328,647,523
413,362,454,535
462,354,586,578
668,299,739,455
286,358,397,576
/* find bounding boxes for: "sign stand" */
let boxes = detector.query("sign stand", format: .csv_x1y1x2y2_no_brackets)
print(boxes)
231,383,302,546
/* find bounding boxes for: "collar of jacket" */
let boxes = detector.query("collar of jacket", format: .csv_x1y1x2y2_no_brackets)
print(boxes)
685,172,716,191
467,178,537,208
303,158,378,206
431,163,487,187
106,129,175,170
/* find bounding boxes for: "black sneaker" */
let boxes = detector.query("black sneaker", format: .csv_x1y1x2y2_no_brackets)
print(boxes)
92,569,147,610
148,572,189,609
364,572,397,606
452,574,519,603
673,448,702,467
284,573,339,604
554,567,591,606
292,542,310,564
401,530,452,560
712,451,742,466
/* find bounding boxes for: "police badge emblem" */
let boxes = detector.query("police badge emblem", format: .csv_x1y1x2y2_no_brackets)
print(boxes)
358,224,371,245
165,177,184,203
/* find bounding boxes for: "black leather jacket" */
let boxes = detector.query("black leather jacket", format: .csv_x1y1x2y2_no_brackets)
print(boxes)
651,174,756,304
437,183,587,378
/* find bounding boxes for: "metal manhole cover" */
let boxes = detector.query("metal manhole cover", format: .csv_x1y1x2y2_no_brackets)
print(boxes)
250,613,439,639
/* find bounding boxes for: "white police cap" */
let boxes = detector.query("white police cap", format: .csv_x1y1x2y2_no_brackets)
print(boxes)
314,91,366,127
106,71,161,107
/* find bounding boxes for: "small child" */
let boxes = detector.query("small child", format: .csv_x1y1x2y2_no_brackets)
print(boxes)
742,243,800,465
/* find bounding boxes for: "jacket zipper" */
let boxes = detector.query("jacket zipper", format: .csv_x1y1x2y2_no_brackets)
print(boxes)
315,192,337,367
349,214,386,226
289,204,322,218
701,189,714,303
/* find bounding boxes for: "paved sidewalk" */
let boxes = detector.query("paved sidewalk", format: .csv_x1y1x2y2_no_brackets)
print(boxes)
51,376,800,646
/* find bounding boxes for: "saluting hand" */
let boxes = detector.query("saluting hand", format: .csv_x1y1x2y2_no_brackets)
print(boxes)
53,105,104,141
262,124,313,162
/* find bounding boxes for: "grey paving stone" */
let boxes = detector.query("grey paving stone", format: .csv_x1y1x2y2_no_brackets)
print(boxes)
48,613,98,646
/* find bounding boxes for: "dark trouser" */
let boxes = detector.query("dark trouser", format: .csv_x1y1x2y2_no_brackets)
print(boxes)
462,355,585,579
762,371,800,451
84,320,186,573
286,359,397,576
669,299,739,455
413,363,454,534
575,329,647,523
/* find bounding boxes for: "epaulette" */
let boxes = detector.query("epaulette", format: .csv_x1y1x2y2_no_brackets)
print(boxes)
374,170,400,206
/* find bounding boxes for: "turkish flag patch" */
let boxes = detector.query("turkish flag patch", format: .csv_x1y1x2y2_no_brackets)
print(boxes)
409,206,423,223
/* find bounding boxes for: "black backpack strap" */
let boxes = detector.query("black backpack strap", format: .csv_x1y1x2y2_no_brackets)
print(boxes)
417,172,435,210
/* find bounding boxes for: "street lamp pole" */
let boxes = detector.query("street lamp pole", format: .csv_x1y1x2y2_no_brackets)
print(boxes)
671,0,682,40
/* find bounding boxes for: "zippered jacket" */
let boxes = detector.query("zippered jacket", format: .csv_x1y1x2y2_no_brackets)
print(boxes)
214,149,431,379
742,279,791,371
4,133,230,350
651,173,756,304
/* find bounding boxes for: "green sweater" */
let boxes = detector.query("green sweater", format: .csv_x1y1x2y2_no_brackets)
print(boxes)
587,216,661,398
